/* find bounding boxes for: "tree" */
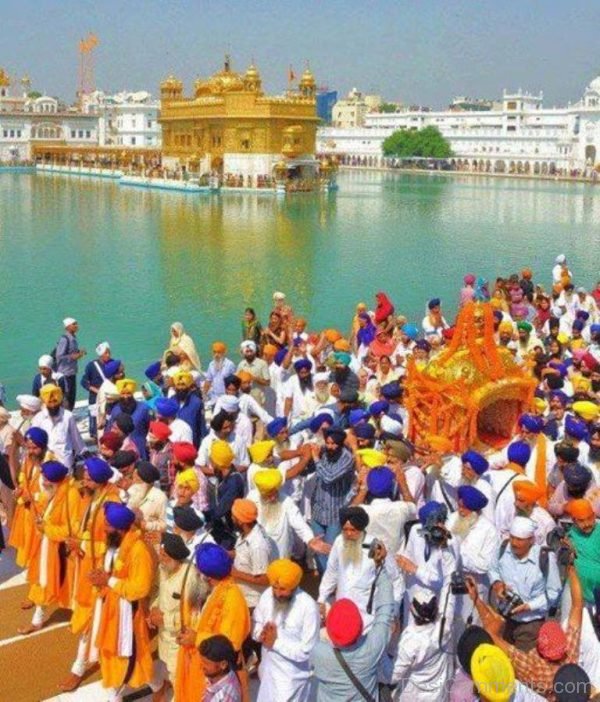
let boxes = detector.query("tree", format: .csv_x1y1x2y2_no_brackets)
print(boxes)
27,91,42,99
382,126,452,158
379,102,399,113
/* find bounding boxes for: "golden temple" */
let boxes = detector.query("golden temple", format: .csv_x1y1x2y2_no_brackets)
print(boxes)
159,56,320,181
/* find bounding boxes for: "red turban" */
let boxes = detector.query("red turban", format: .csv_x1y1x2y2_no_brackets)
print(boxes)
99,431,123,452
536,621,567,661
172,442,198,465
149,420,172,443
326,599,363,647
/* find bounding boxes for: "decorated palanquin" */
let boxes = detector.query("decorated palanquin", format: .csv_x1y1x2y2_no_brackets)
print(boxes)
406,301,536,452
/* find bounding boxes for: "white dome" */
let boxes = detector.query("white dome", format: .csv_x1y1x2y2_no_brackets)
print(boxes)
587,76,600,92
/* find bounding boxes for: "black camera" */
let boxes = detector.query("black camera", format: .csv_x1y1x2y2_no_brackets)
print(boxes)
547,524,576,569
367,538,385,560
423,523,450,547
496,590,524,617
450,571,469,595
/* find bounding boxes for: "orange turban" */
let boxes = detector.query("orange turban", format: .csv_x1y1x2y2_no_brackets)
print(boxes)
566,498,594,520
39,383,63,404
425,435,453,454
267,559,303,590
512,480,545,505
231,498,258,524
324,329,342,343
263,344,278,358
212,341,227,353
334,339,351,352
236,370,253,383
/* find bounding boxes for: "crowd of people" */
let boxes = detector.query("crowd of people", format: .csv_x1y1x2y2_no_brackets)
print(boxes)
1,260,600,701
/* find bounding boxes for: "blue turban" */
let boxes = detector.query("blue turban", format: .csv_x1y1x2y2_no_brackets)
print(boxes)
548,361,568,378
493,310,503,322
565,415,588,441
195,543,233,579
418,501,448,526
461,450,489,475
266,417,287,438
415,339,431,352
41,460,68,483
354,423,375,440
274,348,288,366
84,456,113,484
381,381,402,400
428,298,441,310
458,485,488,512
309,413,333,434
155,397,179,418
294,358,312,373
519,414,544,434
591,324,600,335
573,320,585,332
550,391,568,407
333,351,351,366
402,323,419,340
369,400,390,417
25,427,48,449
563,463,592,491
507,440,531,467
576,310,590,321
349,409,370,427
103,359,122,379
144,361,162,380
367,466,395,498
104,502,136,530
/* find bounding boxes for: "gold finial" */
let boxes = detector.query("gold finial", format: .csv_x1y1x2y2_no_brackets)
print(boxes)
224,54,231,72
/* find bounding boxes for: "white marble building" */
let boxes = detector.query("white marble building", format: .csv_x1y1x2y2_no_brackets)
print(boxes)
317,77,600,175
82,90,161,148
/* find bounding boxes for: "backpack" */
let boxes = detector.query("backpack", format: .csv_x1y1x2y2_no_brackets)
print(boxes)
49,334,69,371
499,539,550,579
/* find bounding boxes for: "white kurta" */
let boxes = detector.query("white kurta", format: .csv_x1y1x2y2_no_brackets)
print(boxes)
253,588,320,702
362,498,417,556
448,513,500,598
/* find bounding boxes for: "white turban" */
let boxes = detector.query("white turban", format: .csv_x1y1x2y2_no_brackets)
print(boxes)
220,395,240,413
95,341,110,356
555,255,566,264
551,306,563,318
314,372,330,384
38,354,54,369
273,291,286,301
63,317,77,328
16,394,42,412
240,340,257,353
380,414,403,437
510,516,536,539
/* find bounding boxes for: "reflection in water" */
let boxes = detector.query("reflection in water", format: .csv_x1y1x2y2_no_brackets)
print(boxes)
1,170,600,399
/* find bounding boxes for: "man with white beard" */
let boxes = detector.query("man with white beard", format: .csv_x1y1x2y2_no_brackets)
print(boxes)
447,486,500,607
318,506,401,630
253,559,320,702
457,450,494,523
248,469,330,560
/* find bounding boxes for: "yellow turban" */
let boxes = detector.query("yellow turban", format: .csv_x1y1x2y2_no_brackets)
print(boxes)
248,440,276,465
533,397,547,413
173,370,193,388
573,401,600,422
267,559,303,590
39,383,63,404
333,339,351,352
490,298,503,310
471,644,515,702
573,376,592,394
498,321,513,335
557,332,569,345
254,469,283,495
212,341,227,354
425,435,454,454
324,329,342,343
209,440,235,470
356,448,387,469
175,468,200,494
116,378,137,395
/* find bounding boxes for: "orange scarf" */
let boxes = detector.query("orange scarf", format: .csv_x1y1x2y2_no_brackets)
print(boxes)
533,434,548,508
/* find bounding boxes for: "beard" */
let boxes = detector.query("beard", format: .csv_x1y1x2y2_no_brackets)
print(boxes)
299,376,314,392
334,367,349,383
107,531,123,549
341,533,365,567
451,512,478,538
119,397,137,415
589,446,600,462
175,389,189,402
315,388,330,403
259,498,283,533
47,405,61,417
461,475,477,486
273,594,293,619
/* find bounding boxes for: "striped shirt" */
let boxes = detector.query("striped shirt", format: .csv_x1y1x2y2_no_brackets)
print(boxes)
310,447,355,525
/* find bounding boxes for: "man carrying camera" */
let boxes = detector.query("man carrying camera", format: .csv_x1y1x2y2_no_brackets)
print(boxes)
488,516,561,652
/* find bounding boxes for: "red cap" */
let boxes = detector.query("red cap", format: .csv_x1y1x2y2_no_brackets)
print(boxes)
326,599,363,647
537,621,567,661
149,420,172,443
99,431,123,452
172,442,198,465
442,327,455,341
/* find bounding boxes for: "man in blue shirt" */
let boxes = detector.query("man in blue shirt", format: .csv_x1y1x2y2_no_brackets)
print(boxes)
80,342,111,438
173,370,206,448
32,355,67,398
489,515,561,652
106,380,150,459
55,317,86,410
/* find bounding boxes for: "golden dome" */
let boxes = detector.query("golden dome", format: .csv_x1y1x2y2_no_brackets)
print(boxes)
299,68,315,87
160,74,183,90
245,63,260,80
0,68,11,87
195,57,245,96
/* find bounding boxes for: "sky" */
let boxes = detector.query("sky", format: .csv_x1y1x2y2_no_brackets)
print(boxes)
2,0,600,108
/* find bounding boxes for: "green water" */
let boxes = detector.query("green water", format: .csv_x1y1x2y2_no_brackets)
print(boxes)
1,169,600,403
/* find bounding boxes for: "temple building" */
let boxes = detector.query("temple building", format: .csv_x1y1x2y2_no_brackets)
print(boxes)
159,57,320,182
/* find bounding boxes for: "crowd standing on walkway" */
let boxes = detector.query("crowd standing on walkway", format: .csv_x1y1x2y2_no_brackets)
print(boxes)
2,261,600,701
